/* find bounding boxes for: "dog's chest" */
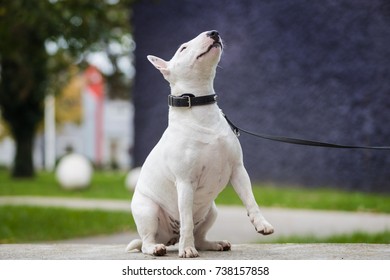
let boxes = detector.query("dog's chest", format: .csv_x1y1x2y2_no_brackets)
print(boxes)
165,117,239,193
168,116,236,157
137,109,241,222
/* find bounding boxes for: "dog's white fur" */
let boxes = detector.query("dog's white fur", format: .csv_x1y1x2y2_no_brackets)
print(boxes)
127,31,274,258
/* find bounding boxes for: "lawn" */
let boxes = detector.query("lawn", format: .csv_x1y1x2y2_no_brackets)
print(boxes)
0,170,131,200
216,185,390,213
1,170,390,244
0,205,135,244
264,231,390,244
1,170,390,213
1,204,389,244
0,171,135,243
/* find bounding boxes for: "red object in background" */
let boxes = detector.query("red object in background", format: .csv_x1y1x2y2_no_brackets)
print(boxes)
85,65,104,100
85,65,105,166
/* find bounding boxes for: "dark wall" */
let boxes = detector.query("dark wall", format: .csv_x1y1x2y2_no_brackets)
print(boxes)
132,0,390,192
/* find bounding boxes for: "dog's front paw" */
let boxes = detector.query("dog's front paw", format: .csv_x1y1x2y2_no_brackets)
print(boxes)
255,219,274,235
153,244,167,256
179,247,199,258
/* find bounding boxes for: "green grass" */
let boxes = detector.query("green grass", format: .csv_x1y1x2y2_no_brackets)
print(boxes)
263,231,390,244
0,171,131,200
1,170,390,213
0,205,135,244
216,185,390,213
1,205,388,244
1,169,390,244
0,171,135,243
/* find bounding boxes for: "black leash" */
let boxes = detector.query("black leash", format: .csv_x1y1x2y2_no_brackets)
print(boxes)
167,94,390,150
223,112,390,151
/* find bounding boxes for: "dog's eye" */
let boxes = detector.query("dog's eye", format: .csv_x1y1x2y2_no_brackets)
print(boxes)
180,46,187,52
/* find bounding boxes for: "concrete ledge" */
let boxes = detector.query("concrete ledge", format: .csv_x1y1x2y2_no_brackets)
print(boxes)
1,244,389,260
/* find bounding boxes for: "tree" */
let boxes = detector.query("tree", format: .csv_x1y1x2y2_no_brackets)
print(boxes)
0,0,132,177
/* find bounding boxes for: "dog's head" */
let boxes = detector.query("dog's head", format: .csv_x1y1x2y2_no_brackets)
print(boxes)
147,30,223,93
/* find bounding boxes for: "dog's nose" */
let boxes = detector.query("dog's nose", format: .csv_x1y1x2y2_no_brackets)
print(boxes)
207,30,220,41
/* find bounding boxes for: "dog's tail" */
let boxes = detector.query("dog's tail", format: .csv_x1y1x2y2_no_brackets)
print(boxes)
125,239,142,252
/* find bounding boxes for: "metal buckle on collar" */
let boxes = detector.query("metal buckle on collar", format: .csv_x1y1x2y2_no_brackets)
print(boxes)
168,94,216,108
184,95,192,108
180,94,195,108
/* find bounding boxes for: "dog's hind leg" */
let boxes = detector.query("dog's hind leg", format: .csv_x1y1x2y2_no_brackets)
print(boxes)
194,203,231,251
131,191,167,256
230,164,274,235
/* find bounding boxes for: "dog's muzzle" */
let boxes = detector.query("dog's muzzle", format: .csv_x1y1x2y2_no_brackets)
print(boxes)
196,31,223,59
207,30,223,49
207,30,220,41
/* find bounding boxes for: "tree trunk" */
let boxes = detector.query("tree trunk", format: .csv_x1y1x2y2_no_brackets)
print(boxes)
0,48,46,178
12,129,35,178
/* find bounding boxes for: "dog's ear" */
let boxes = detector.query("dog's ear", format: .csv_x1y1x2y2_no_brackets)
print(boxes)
147,55,170,77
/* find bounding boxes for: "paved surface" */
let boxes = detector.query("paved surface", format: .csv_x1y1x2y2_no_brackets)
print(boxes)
1,243,389,260
1,196,390,259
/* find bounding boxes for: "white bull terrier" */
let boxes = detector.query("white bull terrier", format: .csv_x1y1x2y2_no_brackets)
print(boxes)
127,30,274,258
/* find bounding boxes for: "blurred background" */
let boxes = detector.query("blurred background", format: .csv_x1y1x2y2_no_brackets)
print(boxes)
132,0,390,193
0,0,389,246
0,0,135,176
1,0,388,191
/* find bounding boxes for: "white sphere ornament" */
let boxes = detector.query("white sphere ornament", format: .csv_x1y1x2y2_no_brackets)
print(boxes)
125,167,141,191
56,153,93,190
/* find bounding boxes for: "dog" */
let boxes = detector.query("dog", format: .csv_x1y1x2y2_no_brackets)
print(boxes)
126,30,274,258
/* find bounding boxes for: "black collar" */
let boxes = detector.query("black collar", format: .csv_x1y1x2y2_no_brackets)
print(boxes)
168,94,217,108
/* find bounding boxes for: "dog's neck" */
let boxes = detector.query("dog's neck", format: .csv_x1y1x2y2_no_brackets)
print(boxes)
169,75,216,97
168,77,222,130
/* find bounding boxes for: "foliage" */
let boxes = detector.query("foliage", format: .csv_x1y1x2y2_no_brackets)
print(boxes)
0,117,10,141
0,205,134,243
0,0,133,177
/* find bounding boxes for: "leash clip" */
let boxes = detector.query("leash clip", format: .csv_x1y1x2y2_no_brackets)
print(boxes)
220,110,240,137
